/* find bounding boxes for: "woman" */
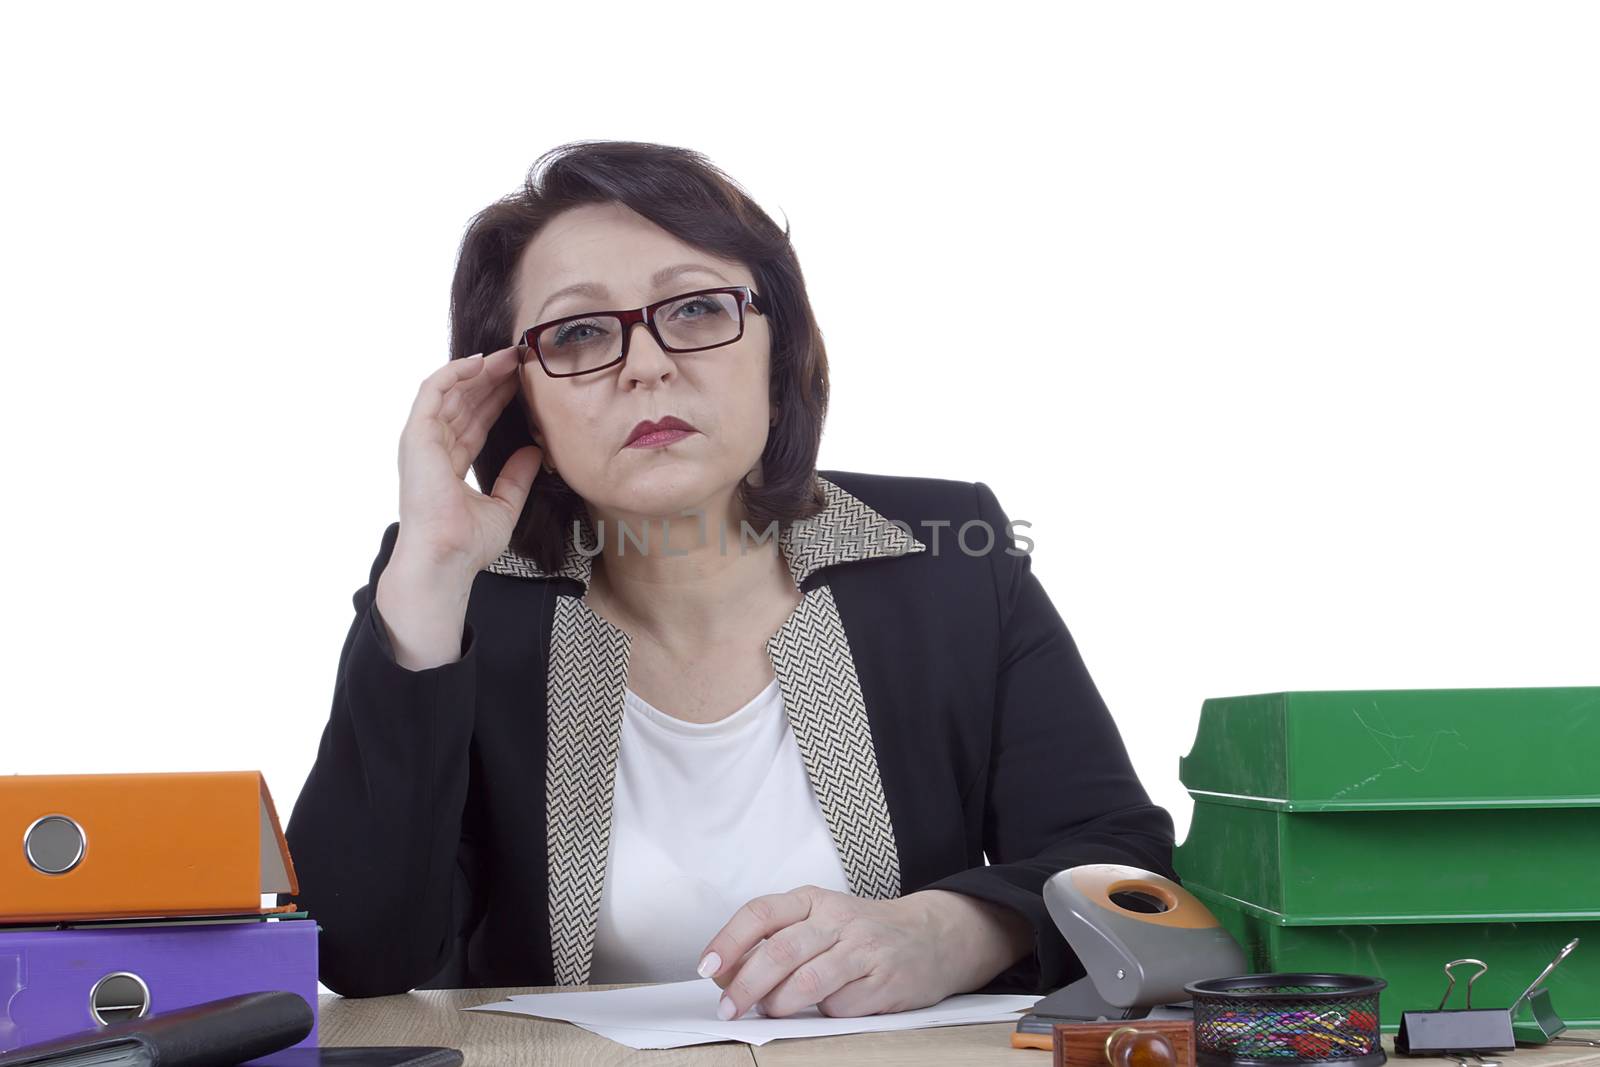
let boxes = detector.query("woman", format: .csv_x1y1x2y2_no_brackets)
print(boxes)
282,140,1177,1020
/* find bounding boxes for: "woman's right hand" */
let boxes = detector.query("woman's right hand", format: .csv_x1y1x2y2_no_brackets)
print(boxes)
390,344,543,585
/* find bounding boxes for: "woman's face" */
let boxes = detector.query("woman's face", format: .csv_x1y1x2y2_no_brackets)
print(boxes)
511,201,774,523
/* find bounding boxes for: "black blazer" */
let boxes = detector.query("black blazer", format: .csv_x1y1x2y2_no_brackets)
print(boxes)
279,469,1178,998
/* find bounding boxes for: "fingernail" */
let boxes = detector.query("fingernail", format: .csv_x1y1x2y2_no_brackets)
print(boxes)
697,951,721,978
718,995,737,1020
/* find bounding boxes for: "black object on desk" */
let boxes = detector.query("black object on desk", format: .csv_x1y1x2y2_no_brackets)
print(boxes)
1395,959,1515,1057
0,990,312,1066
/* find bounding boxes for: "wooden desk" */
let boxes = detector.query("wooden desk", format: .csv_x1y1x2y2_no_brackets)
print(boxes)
318,986,1600,1067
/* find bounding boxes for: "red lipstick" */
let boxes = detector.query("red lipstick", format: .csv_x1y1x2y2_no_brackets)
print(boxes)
626,415,699,448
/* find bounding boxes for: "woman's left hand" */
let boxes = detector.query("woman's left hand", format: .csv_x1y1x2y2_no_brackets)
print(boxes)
695,885,1033,1020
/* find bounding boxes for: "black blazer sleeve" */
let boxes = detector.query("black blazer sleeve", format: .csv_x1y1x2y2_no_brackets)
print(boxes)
919,481,1178,995
277,522,481,997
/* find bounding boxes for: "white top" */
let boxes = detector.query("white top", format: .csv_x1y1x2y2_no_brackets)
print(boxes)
587,674,853,984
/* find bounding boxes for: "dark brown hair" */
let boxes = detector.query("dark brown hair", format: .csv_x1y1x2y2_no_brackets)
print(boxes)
449,139,830,575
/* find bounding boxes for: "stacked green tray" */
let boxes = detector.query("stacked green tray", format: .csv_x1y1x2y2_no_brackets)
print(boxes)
1174,686,1600,1033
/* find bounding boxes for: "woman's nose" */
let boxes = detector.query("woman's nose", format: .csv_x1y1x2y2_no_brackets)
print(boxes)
621,320,676,381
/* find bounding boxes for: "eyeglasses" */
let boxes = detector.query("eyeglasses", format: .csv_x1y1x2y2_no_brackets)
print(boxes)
518,285,766,378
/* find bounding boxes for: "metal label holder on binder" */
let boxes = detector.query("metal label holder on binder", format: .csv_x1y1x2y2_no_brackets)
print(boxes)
1395,959,1515,1057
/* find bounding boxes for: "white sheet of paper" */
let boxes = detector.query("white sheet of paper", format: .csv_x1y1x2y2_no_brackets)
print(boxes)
462,978,1040,1048
565,1021,719,1050
552,1007,1037,1050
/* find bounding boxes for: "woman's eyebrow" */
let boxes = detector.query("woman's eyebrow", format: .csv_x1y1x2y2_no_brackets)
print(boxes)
536,263,732,319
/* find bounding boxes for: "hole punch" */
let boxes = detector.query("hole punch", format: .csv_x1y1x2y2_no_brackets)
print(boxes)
1109,890,1173,915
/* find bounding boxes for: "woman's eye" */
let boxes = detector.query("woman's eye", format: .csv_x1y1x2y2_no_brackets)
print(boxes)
554,322,602,345
671,299,719,319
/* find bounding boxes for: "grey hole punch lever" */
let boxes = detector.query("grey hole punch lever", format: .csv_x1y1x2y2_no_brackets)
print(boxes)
1015,863,1247,1043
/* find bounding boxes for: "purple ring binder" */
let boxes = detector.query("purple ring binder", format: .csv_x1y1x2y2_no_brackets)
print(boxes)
0,918,319,1054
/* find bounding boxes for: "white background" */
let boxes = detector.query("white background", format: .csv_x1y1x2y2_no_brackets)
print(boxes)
3,0,1595,932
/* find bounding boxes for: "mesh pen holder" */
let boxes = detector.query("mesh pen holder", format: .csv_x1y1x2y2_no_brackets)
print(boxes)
1185,973,1389,1067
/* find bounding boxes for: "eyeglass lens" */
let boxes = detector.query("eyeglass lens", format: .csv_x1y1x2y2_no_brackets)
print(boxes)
535,290,745,375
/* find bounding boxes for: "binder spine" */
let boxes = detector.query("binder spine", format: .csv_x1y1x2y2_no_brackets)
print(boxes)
0,919,318,1054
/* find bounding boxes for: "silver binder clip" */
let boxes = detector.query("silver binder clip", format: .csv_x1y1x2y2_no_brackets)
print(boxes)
1509,938,1581,1045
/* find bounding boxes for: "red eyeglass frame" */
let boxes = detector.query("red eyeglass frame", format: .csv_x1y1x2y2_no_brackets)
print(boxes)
517,285,767,378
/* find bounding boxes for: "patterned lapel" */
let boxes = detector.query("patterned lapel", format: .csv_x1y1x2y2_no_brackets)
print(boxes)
485,474,926,985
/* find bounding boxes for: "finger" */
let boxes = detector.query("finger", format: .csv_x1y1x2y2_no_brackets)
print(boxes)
488,444,543,516
398,403,466,491
448,438,476,482
410,345,519,424
446,395,525,479
454,375,521,460
699,890,815,990
410,351,487,424
439,347,521,425
731,921,847,1020
710,942,760,991
439,375,513,475
445,378,526,481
